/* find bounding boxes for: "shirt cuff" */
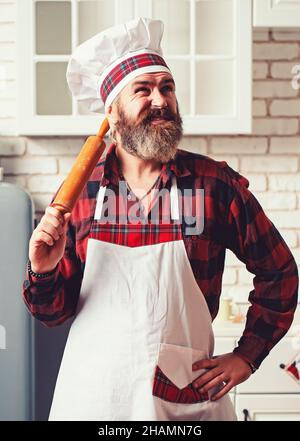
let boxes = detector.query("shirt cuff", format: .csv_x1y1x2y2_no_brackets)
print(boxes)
233,334,269,370
26,263,59,286
233,352,257,373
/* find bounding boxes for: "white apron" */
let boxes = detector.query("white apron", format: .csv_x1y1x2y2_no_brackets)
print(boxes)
49,176,237,421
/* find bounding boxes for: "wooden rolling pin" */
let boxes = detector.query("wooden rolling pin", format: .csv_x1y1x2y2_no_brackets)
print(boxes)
51,118,110,214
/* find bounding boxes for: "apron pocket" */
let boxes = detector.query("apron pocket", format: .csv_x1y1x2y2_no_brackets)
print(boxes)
152,343,209,404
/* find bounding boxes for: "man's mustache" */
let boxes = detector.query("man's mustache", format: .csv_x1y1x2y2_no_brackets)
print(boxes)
142,108,177,124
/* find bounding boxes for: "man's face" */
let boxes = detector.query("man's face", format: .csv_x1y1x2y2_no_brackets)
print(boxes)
109,72,183,163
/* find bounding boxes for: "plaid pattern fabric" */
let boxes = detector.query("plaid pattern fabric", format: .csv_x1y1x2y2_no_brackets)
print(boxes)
100,53,169,104
90,223,183,247
22,142,299,369
152,366,209,404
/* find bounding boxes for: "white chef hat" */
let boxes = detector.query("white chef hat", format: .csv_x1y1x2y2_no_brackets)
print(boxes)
66,17,173,114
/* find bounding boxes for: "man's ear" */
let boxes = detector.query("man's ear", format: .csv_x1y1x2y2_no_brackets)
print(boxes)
106,102,119,127
106,102,119,142
105,106,117,130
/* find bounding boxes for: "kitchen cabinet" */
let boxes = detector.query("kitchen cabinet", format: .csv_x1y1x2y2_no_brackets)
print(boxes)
236,337,300,394
17,0,252,136
253,0,300,27
235,395,300,421
213,305,300,421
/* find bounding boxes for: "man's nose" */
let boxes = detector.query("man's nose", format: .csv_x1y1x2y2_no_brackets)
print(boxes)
150,88,168,107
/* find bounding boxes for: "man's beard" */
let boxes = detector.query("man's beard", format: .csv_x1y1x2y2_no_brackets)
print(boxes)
113,101,183,163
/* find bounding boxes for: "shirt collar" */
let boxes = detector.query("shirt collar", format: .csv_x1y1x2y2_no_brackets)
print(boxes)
100,142,192,187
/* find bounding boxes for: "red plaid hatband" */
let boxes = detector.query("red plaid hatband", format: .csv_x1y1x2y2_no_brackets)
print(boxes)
100,52,171,110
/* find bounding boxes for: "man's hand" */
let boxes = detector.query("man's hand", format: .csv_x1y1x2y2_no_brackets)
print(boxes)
192,352,252,401
29,206,71,274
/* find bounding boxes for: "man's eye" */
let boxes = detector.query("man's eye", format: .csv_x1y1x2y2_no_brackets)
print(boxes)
134,86,174,94
135,87,149,93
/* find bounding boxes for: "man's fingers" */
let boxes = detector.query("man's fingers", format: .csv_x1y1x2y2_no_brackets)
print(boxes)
194,372,226,394
211,380,234,401
192,358,219,371
46,206,65,224
63,212,71,227
38,220,62,241
38,208,71,239
192,367,222,389
35,230,55,247
47,214,64,234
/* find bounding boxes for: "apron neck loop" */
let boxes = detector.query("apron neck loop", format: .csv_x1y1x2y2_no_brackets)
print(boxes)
170,175,179,221
94,174,179,222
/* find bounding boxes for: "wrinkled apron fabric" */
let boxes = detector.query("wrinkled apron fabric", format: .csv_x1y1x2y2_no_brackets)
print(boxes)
49,176,237,421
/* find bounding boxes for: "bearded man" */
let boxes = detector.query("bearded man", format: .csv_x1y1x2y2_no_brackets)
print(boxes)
22,18,298,421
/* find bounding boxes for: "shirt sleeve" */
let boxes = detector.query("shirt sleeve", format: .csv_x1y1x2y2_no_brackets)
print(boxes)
22,210,83,327
224,179,299,369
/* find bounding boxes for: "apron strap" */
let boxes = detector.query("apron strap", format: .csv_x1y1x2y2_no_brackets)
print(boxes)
94,175,179,221
170,175,179,221
94,186,106,220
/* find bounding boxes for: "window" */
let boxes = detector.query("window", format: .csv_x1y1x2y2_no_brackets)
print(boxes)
17,0,252,135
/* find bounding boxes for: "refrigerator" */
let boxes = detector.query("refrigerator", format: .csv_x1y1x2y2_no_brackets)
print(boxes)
0,175,71,420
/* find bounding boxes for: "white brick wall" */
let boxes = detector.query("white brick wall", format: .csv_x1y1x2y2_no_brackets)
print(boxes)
241,156,298,172
210,137,268,154
255,192,297,210
273,30,300,41
253,62,268,79
26,138,85,156
0,22,299,303
271,62,298,79
270,99,300,116
27,175,67,193
253,43,299,60
269,174,300,192
0,157,57,174
252,118,299,135
253,81,298,98
244,174,267,192
270,137,300,153
253,100,267,116
0,0,16,133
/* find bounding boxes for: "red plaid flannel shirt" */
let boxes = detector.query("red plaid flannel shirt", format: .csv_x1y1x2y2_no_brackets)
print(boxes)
22,142,298,369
